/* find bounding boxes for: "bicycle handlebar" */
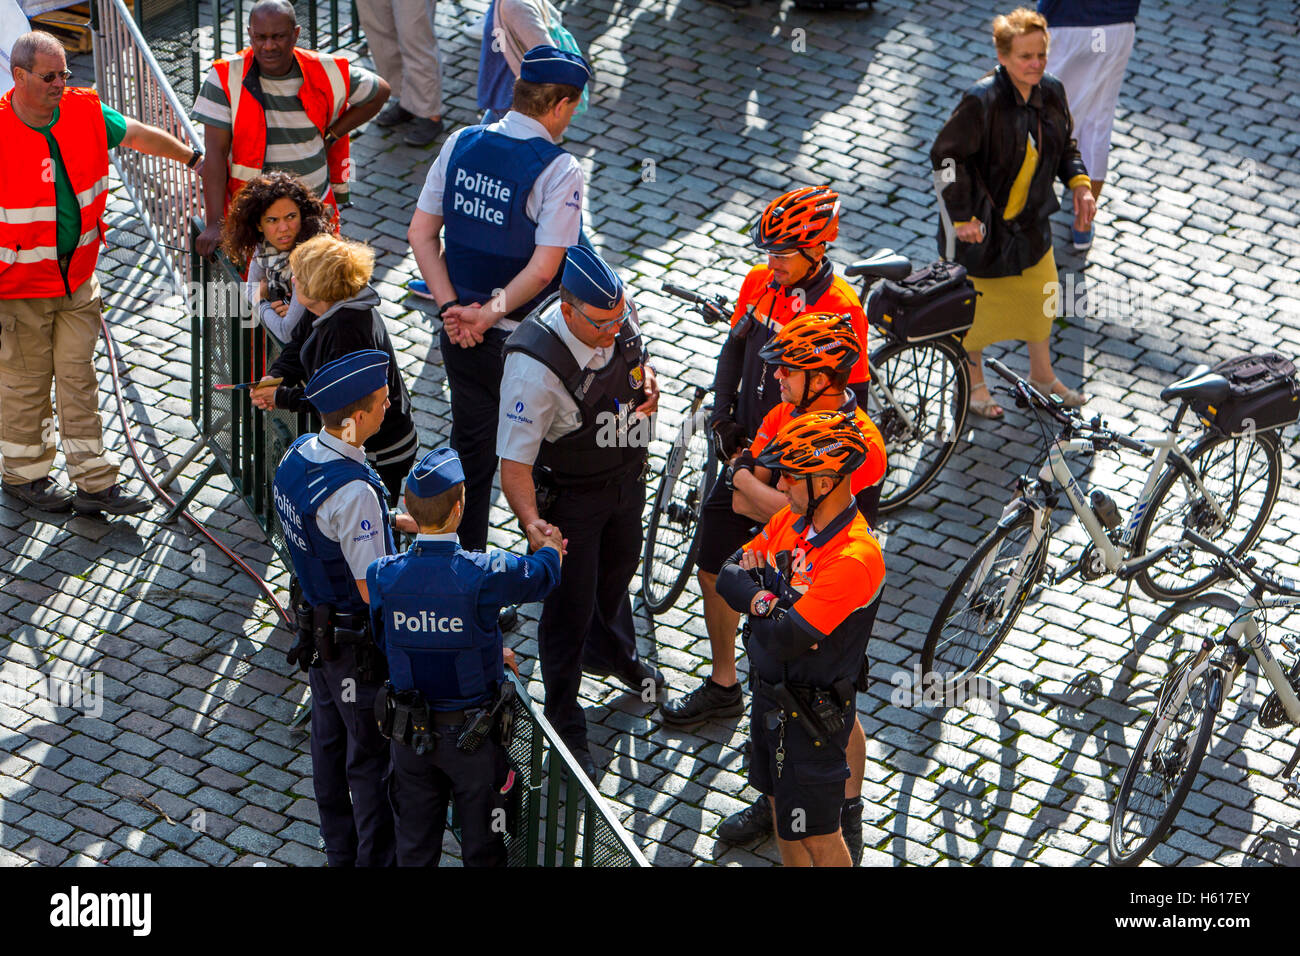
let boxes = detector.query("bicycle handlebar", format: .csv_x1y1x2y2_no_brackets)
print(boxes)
1182,529,1300,596
661,282,729,325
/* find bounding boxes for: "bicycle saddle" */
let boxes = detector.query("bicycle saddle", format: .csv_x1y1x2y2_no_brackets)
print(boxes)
1160,369,1231,406
844,249,912,281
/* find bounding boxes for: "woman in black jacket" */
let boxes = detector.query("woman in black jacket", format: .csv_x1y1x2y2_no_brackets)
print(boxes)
930,7,1096,419
250,234,419,500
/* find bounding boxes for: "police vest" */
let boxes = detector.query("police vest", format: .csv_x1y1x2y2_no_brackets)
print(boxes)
212,47,353,212
504,299,649,486
442,127,566,316
273,434,394,615
371,542,503,710
0,88,109,299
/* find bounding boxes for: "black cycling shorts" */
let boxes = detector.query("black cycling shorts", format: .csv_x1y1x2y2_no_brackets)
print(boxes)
695,476,760,576
748,688,853,842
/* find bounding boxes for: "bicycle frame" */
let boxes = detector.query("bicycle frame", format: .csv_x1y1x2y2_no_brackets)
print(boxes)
1144,594,1300,754
1018,415,1228,579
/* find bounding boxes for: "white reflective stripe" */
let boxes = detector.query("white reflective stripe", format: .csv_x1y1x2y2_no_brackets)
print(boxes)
11,244,58,264
0,440,49,459
0,248,15,265
316,55,348,118
230,163,262,180
2,460,54,480
0,205,58,226
226,55,246,133
62,437,106,455
73,177,111,208
75,228,98,249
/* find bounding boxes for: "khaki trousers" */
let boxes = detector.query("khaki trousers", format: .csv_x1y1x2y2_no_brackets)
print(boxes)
356,0,444,118
0,274,118,492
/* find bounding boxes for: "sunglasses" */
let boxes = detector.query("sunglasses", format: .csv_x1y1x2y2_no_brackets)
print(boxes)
571,299,630,331
26,69,72,83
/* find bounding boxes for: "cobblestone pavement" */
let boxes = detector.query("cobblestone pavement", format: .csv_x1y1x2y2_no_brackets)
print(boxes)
2,0,1299,867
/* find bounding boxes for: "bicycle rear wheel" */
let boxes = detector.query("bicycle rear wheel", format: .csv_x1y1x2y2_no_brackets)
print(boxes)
641,402,717,614
921,507,1050,689
1109,661,1218,866
1132,429,1282,601
867,337,968,514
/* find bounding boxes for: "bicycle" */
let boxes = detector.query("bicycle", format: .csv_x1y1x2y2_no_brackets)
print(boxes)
847,250,972,513
1109,528,1300,866
922,357,1283,688
639,283,725,614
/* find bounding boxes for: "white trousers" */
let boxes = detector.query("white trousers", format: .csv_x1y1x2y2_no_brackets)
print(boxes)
1048,22,1136,183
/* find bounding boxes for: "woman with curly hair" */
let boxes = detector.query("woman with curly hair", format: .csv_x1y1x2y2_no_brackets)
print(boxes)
221,172,332,342
930,7,1096,419
250,234,419,500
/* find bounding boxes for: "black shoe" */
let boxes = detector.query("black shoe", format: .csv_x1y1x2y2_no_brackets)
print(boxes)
717,796,772,844
2,477,74,512
841,797,864,866
72,484,152,516
403,117,445,147
375,102,413,127
498,605,519,632
588,657,665,694
563,741,598,780
659,677,743,727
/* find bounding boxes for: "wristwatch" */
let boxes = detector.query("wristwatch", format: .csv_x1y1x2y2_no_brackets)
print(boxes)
752,591,776,617
186,148,203,168
323,126,340,146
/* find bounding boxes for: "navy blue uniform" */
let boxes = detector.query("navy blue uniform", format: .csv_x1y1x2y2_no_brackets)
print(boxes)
368,534,560,866
274,432,397,867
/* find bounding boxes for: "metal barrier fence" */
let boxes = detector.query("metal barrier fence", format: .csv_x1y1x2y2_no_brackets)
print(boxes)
92,0,204,292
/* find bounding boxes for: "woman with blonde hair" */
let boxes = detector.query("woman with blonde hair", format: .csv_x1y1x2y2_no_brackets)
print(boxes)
930,7,1096,418
251,234,418,499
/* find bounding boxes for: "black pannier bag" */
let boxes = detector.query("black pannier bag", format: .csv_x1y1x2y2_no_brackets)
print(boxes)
1192,352,1300,437
866,259,978,343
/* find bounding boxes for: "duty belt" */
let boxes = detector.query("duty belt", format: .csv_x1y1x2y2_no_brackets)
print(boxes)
753,676,856,751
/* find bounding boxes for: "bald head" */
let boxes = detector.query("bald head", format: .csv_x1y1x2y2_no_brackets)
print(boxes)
247,0,299,76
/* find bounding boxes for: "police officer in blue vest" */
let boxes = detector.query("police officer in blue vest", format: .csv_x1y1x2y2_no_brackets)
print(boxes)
497,245,664,779
407,45,590,573
368,447,563,866
274,349,411,867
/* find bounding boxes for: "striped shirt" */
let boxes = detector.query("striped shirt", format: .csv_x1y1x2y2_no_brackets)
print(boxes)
193,58,380,198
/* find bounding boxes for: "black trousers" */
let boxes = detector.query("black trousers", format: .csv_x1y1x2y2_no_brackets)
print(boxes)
389,732,508,867
537,474,646,752
308,647,396,867
439,326,510,552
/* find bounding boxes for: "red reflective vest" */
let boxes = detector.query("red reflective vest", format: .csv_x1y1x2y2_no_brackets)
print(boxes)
212,47,352,212
0,87,109,299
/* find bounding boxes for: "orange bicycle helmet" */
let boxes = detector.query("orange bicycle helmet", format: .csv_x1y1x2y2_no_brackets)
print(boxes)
755,410,869,478
750,186,840,252
759,311,861,376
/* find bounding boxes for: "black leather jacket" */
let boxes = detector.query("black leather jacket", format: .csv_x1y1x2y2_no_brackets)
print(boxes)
930,66,1088,277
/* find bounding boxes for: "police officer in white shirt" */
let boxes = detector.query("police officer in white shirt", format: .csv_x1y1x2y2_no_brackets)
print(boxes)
406,45,589,573
496,246,664,778
272,349,419,866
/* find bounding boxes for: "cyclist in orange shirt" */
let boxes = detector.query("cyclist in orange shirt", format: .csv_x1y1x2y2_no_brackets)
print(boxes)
708,185,870,462
662,312,884,862
715,412,885,866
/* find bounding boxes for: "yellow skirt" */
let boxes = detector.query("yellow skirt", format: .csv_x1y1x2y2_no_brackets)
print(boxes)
962,248,1057,353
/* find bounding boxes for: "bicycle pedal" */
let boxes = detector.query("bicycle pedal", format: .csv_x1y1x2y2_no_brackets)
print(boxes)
1044,563,1061,585
1284,775,1300,800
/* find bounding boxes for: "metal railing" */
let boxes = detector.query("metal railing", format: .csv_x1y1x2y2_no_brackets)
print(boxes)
92,0,204,293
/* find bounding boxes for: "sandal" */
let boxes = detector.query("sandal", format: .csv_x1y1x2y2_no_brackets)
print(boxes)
1029,377,1088,408
968,381,1004,419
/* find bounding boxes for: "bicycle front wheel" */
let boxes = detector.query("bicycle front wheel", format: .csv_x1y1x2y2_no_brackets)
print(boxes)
1132,429,1282,601
921,507,1050,689
1109,662,1218,866
868,337,969,514
641,406,717,614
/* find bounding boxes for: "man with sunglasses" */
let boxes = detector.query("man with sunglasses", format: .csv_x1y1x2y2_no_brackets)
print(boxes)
496,245,664,778
1,31,202,516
